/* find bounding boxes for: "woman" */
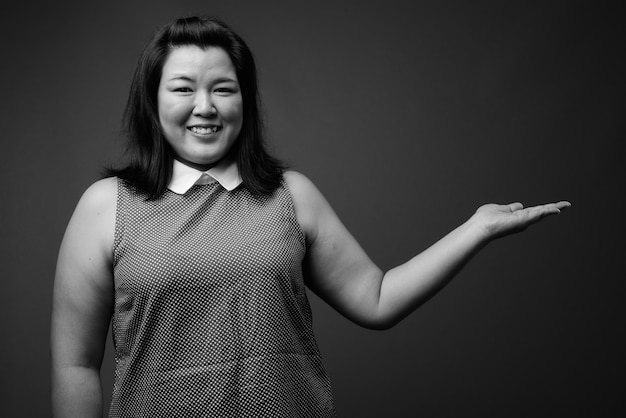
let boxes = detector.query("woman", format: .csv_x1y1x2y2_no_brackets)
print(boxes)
51,16,570,417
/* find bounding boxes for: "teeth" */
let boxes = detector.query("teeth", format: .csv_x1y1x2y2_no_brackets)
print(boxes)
190,126,218,134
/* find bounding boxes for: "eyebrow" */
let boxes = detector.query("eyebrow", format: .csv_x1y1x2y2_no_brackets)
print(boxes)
167,75,194,82
166,75,237,83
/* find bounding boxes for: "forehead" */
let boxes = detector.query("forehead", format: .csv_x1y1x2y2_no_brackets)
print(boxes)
161,45,237,79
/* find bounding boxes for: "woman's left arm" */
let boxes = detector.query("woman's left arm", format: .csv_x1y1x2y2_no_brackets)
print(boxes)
285,171,570,330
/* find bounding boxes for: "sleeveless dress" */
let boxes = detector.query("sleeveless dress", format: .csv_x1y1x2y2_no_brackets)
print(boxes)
110,178,336,417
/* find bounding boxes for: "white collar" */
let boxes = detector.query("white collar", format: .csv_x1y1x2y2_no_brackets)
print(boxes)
168,158,242,194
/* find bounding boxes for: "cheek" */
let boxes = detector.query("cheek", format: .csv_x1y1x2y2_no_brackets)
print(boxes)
220,97,243,123
227,108,244,136
158,97,189,126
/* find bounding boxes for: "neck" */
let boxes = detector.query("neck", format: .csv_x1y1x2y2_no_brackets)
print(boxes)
172,147,237,172
174,156,219,172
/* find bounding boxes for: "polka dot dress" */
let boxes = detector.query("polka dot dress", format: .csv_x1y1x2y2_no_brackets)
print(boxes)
110,179,336,417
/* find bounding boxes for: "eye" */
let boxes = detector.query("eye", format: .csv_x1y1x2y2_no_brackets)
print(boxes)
174,87,193,93
214,87,234,94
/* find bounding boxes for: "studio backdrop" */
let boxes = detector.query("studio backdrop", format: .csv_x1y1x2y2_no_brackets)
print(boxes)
1,1,623,416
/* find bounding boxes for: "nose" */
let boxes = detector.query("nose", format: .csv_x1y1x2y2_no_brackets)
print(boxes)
193,91,217,117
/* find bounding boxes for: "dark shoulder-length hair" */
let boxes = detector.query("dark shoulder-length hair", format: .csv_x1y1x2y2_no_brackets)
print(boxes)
107,16,283,198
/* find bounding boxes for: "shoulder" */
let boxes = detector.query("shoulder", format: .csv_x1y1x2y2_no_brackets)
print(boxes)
79,177,118,208
283,170,326,209
73,177,118,220
283,170,332,242
68,177,117,244
283,170,316,195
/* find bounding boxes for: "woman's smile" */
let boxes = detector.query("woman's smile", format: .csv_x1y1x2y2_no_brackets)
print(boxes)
188,125,221,136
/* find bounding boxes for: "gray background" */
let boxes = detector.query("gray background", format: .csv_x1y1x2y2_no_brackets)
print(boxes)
1,0,624,416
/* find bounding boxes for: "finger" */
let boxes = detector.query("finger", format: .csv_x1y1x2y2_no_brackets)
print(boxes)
533,201,571,215
527,203,562,220
526,201,570,210
507,202,524,212
533,201,570,209
554,201,571,210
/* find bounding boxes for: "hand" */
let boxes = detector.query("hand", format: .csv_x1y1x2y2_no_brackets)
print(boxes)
472,201,571,241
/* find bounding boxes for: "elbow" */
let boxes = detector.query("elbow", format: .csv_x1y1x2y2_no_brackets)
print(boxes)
353,312,402,331
363,321,396,331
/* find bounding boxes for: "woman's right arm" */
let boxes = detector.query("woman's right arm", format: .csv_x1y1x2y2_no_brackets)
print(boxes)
51,178,117,417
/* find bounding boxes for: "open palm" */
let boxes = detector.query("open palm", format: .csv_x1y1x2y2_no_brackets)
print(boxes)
474,201,571,240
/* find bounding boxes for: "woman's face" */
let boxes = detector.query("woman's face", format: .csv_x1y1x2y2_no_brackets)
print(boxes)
158,45,243,170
